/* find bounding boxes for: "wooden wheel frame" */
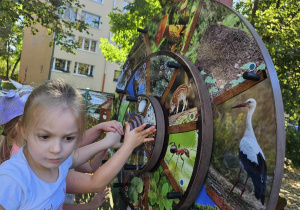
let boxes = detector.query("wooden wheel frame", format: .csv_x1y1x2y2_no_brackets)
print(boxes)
108,0,285,209
112,51,213,209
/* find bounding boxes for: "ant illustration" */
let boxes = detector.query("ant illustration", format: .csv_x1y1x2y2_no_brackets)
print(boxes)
167,142,191,171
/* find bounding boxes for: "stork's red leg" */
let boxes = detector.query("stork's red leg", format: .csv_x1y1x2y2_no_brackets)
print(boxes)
227,168,242,198
235,175,249,207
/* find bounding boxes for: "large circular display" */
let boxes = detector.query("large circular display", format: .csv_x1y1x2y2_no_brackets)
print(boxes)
109,0,285,209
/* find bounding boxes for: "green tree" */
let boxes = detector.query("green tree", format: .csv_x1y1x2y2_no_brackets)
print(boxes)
0,21,23,80
99,0,162,65
158,0,175,8
286,127,300,168
234,0,300,123
0,0,90,54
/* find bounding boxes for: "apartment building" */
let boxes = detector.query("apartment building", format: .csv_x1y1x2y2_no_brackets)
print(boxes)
19,0,130,93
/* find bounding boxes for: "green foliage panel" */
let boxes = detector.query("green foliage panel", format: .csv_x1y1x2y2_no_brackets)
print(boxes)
165,130,198,191
148,166,180,210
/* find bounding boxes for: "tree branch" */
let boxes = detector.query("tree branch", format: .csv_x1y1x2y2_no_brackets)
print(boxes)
276,0,280,9
10,55,21,78
250,0,259,27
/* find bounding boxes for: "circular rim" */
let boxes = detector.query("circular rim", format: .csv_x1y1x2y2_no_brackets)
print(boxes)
137,95,165,173
215,3,286,209
122,50,213,209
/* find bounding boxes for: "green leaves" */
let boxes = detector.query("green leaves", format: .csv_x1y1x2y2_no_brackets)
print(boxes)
286,127,300,168
161,183,169,196
200,70,207,75
229,77,245,87
205,76,216,84
256,63,266,70
129,190,138,204
148,167,179,209
131,177,144,193
128,177,143,205
99,0,162,64
154,170,160,183
234,0,300,122
99,38,128,65
221,13,240,28
209,87,218,94
0,0,90,54
0,20,23,79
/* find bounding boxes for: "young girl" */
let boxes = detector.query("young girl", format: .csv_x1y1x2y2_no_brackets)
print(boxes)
0,91,117,209
0,80,155,209
0,90,121,208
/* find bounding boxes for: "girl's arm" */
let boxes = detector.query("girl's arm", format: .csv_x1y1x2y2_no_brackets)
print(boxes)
80,121,123,147
72,121,122,171
74,150,107,173
63,189,109,210
71,133,122,169
72,122,155,193
66,170,106,194
66,123,155,194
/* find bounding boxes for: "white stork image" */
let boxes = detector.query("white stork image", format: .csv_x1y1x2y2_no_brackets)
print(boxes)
227,98,267,206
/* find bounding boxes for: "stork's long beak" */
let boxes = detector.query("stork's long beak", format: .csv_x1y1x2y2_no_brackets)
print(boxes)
232,102,248,108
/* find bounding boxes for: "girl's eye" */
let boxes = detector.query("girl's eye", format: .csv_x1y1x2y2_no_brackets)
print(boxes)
39,135,49,140
64,136,76,141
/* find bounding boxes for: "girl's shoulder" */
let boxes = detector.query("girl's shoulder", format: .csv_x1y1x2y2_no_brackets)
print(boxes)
0,148,30,183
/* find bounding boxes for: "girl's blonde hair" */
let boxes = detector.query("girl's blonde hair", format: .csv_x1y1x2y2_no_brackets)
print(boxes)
0,116,21,164
20,80,86,145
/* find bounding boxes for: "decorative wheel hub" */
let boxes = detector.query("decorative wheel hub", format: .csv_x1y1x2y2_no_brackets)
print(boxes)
122,94,165,173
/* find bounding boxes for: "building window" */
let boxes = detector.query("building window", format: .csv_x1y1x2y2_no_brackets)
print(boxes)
81,11,100,28
77,37,83,48
74,62,94,77
66,35,75,45
90,41,96,52
123,1,129,12
77,37,97,52
91,0,103,3
84,39,90,50
58,6,77,21
109,32,113,41
52,58,71,72
113,70,121,82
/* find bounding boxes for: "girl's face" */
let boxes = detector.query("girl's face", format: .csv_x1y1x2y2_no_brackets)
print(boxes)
24,107,79,171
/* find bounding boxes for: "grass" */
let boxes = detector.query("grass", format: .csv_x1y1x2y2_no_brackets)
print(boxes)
280,159,300,209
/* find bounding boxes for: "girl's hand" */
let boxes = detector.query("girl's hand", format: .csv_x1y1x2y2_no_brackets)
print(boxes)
123,122,156,151
88,189,109,209
105,132,123,149
99,120,123,135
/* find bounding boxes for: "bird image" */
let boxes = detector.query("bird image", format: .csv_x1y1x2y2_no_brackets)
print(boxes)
227,98,267,206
